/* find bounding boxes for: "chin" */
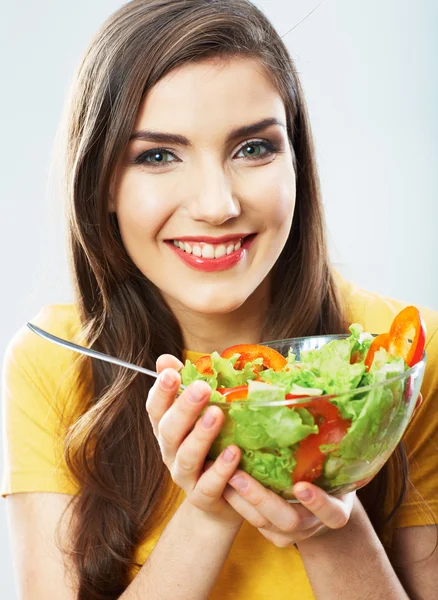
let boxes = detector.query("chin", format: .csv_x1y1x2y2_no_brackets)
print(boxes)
176,288,251,315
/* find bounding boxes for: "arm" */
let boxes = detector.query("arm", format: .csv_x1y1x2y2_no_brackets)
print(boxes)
296,497,408,600
8,492,242,600
121,499,242,600
392,525,438,600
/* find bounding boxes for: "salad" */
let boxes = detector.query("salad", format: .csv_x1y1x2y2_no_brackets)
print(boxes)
181,306,426,495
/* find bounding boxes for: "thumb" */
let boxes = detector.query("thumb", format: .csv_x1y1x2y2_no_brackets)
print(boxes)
156,353,184,374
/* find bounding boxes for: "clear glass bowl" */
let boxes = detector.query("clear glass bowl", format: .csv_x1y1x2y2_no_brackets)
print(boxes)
208,334,426,501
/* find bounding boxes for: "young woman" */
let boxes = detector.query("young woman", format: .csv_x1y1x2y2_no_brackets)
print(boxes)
2,1,437,599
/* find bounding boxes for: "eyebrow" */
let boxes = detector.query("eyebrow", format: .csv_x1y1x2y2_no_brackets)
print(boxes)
129,117,285,146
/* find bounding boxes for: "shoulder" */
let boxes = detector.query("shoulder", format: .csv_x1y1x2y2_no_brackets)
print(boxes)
6,303,82,364
3,303,91,418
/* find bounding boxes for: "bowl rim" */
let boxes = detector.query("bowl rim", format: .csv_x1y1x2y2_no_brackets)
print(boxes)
209,333,427,408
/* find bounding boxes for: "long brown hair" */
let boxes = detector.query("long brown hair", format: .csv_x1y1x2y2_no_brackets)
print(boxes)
59,1,405,597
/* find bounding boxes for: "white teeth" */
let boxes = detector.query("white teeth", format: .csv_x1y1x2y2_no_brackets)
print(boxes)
214,244,227,259
201,244,215,259
172,238,245,258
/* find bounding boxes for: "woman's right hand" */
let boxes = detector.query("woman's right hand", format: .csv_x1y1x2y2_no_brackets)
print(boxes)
146,354,243,527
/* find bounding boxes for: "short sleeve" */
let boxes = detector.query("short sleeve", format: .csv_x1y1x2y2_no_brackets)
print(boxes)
1,305,88,497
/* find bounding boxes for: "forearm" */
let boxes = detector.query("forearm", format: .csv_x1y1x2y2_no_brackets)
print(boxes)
120,499,243,600
297,497,409,600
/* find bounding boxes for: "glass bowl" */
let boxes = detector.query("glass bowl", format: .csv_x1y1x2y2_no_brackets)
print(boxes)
207,334,426,501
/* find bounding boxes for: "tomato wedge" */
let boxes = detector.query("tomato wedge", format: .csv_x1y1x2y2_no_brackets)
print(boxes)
287,397,339,425
217,385,249,402
293,418,351,484
220,344,287,371
365,306,426,370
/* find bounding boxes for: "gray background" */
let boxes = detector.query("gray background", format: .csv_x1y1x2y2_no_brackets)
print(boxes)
1,0,437,597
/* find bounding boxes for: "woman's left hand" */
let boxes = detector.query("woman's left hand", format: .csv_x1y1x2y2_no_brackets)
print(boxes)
222,471,355,547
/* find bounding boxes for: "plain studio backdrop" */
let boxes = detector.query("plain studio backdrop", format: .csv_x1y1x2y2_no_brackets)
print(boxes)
1,0,437,596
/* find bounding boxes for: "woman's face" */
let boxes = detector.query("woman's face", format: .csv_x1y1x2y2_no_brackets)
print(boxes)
113,56,296,315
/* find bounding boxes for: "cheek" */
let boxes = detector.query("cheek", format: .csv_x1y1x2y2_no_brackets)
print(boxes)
246,164,296,224
114,173,174,245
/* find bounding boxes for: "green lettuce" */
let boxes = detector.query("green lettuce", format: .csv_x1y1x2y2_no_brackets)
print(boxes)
239,447,297,492
228,402,318,450
323,350,408,484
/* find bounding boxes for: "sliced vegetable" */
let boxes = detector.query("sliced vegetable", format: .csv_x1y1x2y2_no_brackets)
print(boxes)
218,385,249,402
287,397,340,425
220,344,287,372
293,418,351,484
365,306,426,370
194,355,214,376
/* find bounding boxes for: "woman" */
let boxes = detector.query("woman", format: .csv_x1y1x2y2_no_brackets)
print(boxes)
2,1,438,598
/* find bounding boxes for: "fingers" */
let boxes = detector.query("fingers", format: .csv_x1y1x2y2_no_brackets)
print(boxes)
156,354,184,374
293,483,354,529
171,404,225,490
145,367,183,436
227,471,319,532
189,445,242,511
223,485,278,531
157,380,212,457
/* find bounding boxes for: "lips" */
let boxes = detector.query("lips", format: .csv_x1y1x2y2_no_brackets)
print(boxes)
166,234,256,272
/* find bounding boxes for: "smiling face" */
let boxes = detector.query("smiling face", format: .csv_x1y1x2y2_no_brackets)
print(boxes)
113,56,296,317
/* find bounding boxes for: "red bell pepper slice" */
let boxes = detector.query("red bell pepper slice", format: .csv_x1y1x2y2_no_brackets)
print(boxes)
365,306,426,370
194,343,287,379
220,344,287,372
193,355,214,376
217,385,249,402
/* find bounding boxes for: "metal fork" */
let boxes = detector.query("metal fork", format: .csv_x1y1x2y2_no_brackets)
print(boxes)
26,322,187,391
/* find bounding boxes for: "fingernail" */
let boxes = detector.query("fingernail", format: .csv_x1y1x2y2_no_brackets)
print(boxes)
201,408,216,428
222,448,236,463
229,476,248,492
160,371,175,390
189,381,207,403
295,488,313,502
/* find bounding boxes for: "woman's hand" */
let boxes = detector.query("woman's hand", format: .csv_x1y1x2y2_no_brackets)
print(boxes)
223,472,355,547
146,354,243,527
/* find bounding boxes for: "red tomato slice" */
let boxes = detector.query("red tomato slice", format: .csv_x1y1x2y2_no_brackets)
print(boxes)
193,355,214,376
365,306,426,370
293,418,351,484
217,385,249,402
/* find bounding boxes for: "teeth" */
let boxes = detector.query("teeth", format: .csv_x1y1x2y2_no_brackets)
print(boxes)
201,244,215,259
173,238,245,258
214,244,227,258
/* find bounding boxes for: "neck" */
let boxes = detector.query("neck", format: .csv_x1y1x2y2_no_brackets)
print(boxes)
166,280,270,354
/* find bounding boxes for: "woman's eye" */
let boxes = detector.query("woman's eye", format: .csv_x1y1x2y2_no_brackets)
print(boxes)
235,141,275,160
135,149,177,166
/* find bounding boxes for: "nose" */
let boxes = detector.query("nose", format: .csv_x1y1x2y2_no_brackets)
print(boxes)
186,162,241,225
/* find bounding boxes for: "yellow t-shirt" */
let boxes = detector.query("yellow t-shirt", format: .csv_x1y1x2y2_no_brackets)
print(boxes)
2,278,438,600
